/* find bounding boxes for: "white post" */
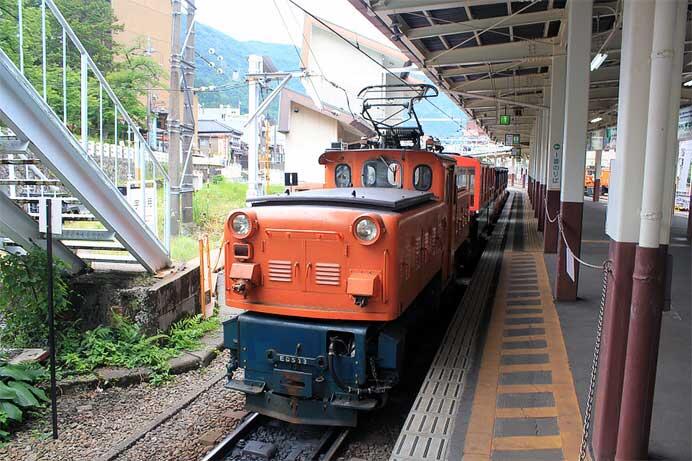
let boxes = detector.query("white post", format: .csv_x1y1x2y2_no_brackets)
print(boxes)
605,2,654,244
247,55,263,199
638,0,684,248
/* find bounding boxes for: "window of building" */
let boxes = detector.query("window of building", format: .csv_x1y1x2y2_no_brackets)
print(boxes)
335,164,352,187
362,158,402,188
413,165,433,191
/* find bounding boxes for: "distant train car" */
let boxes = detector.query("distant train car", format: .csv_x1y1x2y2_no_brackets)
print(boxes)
221,85,508,426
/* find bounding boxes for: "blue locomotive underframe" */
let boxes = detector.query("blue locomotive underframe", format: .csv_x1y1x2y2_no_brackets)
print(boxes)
223,312,405,426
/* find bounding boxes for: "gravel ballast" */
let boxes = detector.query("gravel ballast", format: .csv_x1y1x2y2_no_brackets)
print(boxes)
0,351,244,461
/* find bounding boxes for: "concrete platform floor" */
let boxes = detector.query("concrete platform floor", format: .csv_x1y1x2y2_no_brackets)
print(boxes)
543,199,692,460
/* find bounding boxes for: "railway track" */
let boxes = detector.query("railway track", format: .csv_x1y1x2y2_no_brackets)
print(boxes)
202,412,350,461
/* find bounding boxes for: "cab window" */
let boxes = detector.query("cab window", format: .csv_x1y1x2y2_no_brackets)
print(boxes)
413,165,432,191
456,170,467,189
335,164,351,187
362,158,402,188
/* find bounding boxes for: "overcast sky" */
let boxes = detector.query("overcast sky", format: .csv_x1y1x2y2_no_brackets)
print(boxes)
195,0,390,46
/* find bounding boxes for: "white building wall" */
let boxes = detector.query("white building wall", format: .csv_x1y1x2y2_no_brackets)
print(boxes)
306,27,403,114
283,102,338,184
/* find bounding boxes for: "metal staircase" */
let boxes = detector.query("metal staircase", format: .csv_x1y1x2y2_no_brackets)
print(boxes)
0,0,171,273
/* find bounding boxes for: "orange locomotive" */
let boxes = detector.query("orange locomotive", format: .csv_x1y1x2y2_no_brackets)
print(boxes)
222,85,508,426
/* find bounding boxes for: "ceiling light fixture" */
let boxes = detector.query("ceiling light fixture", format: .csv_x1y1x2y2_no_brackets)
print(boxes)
590,117,603,123
684,79,692,87
590,53,607,71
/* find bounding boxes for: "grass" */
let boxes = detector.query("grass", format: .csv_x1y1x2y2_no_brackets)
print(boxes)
167,179,284,262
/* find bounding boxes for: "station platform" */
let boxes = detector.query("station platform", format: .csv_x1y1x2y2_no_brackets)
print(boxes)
392,190,691,461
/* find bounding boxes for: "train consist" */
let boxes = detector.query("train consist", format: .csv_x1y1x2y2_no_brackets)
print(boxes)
222,85,508,426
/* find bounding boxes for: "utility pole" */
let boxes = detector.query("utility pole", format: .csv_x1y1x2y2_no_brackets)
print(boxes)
168,0,182,236
247,55,263,199
181,0,196,226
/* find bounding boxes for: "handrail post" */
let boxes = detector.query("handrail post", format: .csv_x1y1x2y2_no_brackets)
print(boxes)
17,0,24,74
80,53,88,151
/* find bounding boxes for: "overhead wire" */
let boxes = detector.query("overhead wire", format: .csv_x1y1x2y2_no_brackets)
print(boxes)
286,0,462,130
272,0,325,106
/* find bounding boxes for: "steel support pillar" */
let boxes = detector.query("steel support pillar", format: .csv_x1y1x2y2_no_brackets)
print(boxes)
555,0,592,301
595,2,655,458
544,54,566,253
616,2,686,459
593,149,603,202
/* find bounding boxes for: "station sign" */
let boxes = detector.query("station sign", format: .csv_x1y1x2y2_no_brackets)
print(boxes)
499,115,510,125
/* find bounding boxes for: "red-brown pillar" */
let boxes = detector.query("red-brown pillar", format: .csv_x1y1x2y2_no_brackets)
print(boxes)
555,202,583,300
616,247,664,460
688,187,692,240
534,181,541,218
593,178,601,202
593,242,637,460
537,184,546,232
543,190,561,252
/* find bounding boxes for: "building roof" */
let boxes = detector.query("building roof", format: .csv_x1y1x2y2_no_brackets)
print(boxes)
198,119,242,135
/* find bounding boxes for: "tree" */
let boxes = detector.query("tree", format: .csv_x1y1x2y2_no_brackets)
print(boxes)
0,0,163,140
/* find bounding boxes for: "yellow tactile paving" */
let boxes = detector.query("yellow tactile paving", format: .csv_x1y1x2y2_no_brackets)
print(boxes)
462,211,583,461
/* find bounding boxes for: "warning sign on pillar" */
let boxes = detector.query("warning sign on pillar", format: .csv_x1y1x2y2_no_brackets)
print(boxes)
566,245,576,282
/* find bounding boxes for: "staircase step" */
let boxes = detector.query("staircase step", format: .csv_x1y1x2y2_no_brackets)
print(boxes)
0,179,60,186
28,212,98,221
58,229,116,241
0,159,40,165
11,196,79,203
0,140,29,155
63,240,125,251
78,252,139,264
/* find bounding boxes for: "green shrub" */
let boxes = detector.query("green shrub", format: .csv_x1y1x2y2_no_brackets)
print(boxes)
0,250,71,348
0,360,49,442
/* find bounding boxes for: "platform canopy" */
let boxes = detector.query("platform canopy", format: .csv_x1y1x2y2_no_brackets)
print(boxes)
349,0,692,147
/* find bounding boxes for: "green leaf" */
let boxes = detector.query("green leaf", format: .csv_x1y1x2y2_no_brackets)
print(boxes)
0,383,17,400
0,402,22,422
26,385,49,403
0,365,32,382
6,382,40,408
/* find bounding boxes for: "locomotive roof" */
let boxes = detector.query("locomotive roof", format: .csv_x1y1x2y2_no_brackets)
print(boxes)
247,187,435,211
318,148,457,165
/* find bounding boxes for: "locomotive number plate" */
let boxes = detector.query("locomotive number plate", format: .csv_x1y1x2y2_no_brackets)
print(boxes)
277,353,309,365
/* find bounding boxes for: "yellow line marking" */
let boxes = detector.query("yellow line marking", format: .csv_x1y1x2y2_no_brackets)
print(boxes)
497,384,554,394
492,435,563,450
495,407,559,418
498,363,554,373
500,348,548,355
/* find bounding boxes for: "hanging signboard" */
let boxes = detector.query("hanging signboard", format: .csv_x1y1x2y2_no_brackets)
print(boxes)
499,115,511,125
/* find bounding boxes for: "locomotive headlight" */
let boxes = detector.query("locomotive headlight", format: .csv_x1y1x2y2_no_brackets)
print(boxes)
232,214,250,236
352,214,384,245
229,211,257,239
356,218,378,241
